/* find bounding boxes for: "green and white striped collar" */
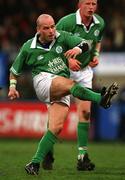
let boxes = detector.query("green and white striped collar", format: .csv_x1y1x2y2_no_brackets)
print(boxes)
30,31,60,49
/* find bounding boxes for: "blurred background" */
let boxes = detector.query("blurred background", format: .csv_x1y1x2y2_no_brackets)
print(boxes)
0,0,125,141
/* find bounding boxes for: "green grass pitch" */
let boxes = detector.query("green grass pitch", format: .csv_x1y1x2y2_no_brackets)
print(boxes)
0,139,125,180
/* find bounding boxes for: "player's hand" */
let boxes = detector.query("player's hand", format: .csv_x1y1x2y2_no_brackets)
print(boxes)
68,58,81,71
89,56,99,68
64,47,81,59
8,87,20,100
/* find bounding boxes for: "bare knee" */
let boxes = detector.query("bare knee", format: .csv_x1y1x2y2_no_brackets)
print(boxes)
49,122,64,135
82,110,90,121
78,110,90,122
77,101,91,122
50,77,75,100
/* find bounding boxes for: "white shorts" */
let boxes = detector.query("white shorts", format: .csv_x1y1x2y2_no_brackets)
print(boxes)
70,66,93,88
33,72,70,107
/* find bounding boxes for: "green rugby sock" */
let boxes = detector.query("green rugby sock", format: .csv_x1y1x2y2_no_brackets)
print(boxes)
47,121,54,155
70,83,101,103
32,130,57,163
77,122,89,155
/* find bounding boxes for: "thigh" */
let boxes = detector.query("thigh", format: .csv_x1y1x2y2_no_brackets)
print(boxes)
50,76,75,100
33,72,53,103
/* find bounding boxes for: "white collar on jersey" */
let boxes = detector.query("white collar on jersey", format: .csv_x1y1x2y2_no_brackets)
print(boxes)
76,9,100,25
30,31,60,49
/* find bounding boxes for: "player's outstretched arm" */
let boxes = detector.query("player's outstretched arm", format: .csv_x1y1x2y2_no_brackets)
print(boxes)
8,72,20,100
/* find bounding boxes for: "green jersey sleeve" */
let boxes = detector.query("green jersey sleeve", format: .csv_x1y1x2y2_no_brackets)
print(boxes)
96,15,105,42
62,31,83,49
10,43,28,76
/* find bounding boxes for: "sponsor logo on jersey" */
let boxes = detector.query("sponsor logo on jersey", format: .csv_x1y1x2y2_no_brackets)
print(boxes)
94,30,100,36
56,46,63,53
37,55,44,61
48,57,67,74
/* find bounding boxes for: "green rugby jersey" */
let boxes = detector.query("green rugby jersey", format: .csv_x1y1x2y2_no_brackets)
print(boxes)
10,31,83,78
56,10,105,68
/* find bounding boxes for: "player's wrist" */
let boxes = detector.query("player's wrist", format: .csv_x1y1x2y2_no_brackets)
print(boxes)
73,47,82,54
10,79,17,88
77,41,89,53
94,50,99,57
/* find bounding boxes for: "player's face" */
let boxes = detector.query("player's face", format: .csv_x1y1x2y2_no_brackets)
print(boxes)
79,0,97,18
37,18,56,43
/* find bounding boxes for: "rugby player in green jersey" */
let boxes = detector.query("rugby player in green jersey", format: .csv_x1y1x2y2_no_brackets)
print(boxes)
43,0,106,171
8,14,118,175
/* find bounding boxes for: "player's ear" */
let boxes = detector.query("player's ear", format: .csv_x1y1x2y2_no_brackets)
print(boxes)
95,4,98,12
78,0,83,9
78,2,81,8
36,27,40,34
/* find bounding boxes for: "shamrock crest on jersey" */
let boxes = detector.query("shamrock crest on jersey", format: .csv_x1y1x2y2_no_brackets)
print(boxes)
94,30,100,37
56,46,63,54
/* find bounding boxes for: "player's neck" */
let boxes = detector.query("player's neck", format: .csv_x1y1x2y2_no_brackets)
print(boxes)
39,37,48,44
38,37,52,48
81,15,93,27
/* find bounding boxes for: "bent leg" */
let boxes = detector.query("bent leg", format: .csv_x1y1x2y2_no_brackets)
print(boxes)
50,77,101,103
